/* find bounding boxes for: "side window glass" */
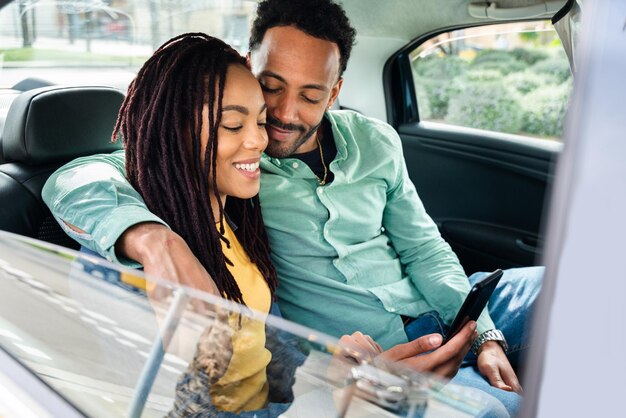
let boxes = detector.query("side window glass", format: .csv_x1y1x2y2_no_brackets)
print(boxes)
411,22,572,140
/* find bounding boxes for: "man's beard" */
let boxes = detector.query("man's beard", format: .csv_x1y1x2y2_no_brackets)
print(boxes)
264,115,323,158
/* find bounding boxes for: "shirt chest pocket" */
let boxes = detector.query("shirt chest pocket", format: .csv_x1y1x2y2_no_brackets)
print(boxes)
325,178,387,243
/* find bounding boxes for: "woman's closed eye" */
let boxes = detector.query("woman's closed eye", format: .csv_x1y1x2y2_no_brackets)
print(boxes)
222,125,243,132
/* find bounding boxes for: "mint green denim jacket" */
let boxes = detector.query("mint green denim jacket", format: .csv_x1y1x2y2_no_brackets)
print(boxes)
42,110,495,349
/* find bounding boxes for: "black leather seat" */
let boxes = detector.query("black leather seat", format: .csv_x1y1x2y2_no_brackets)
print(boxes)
0,86,124,249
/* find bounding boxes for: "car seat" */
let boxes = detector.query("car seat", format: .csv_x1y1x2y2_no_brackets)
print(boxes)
0,86,124,249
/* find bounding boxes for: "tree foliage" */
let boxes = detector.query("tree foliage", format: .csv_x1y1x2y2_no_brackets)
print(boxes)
411,47,572,139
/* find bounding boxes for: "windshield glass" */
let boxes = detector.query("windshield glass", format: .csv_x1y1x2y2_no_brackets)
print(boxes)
0,231,494,417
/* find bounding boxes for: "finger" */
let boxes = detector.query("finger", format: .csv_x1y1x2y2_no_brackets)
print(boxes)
381,333,442,361
500,364,523,394
348,332,370,350
485,364,514,392
442,321,476,355
355,334,382,360
366,335,383,354
416,322,477,375
358,334,382,355
337,334,370,362
399,341,463,378
338,332,365,349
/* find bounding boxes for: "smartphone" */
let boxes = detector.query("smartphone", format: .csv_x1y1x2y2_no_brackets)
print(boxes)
442,269,503,344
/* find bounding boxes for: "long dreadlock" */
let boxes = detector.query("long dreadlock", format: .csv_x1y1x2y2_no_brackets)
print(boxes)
113,33,278,304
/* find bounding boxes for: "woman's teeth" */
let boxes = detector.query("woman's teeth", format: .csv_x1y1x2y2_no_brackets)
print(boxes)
234,162,259,172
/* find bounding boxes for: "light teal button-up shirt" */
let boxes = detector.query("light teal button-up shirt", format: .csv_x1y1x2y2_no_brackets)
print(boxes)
42,110,495,349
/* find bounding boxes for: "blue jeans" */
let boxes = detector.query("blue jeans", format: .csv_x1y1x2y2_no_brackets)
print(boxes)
404,267,543,417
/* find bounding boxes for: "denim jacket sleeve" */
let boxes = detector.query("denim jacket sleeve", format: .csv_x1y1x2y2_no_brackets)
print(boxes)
41,150,168,267
381,132,496,334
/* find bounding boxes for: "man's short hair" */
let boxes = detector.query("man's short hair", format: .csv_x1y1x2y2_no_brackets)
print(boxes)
249,0,357,76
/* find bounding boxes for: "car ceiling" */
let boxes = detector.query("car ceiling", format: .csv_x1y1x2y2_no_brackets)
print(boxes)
0,1,566,42
341,0,566,41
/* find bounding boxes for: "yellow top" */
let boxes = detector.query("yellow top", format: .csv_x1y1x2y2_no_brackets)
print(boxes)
209,221,272,413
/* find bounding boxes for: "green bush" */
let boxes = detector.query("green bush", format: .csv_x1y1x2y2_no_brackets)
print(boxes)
413,54,468,79
469,50,526,75
504,71,547,94
511,48,549,65
463,69,503,83
521,82,572,137
414,76,462,119
531,58,572,84
413,48,572,135
471,57,526,75
446,81,523,134
472,49,513,64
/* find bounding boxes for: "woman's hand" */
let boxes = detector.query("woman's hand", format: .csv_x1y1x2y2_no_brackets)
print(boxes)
118,222,220,312
337,331,384,363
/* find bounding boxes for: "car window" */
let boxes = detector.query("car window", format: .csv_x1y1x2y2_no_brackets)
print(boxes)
0,0,257,90
410,22,573,141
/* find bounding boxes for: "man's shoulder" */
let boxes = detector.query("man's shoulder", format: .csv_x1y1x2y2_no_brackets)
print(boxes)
327,110,401,152
327,109,393,131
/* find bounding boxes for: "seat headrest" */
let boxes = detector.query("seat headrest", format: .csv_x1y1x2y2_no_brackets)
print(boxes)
1,86,124,165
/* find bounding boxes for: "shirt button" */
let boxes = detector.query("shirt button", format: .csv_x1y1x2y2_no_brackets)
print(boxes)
317,188,324,194
292,162,299,169
388,307,396,313
275,159,281,166
106,256,113,262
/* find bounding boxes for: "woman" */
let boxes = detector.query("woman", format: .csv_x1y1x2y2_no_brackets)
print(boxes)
114,33,403,418
113,33,287,416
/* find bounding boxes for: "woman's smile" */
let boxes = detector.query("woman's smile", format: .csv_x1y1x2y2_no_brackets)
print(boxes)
233,158,261,179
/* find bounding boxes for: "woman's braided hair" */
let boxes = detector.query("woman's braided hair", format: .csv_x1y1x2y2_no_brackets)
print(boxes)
112,33,277,304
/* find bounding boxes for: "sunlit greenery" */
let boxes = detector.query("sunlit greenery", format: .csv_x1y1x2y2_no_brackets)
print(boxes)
0,47,148,66
412,28,573,139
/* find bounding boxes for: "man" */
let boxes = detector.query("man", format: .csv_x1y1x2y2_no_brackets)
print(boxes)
43,0,541,415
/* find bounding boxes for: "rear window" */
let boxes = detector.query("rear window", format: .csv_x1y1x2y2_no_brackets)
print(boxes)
0,0,257,89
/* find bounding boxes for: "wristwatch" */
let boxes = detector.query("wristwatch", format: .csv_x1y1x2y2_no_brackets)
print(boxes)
471,329,509,355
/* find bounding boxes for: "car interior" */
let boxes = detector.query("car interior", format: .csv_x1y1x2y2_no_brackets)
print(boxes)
0,0,575,279
0,0,592,416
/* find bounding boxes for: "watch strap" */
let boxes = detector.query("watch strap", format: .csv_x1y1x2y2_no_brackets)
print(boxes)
471,329,509,354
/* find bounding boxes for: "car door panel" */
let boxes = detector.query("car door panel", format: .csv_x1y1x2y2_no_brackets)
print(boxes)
398,123,556,274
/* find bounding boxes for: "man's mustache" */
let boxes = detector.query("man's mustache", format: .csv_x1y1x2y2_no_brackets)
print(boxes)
267,116,306,134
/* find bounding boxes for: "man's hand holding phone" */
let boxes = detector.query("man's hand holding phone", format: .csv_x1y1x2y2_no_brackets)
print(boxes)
338,322,477,380
377,320,478,379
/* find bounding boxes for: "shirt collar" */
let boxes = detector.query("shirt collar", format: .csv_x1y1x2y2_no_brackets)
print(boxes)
324,111,348,163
